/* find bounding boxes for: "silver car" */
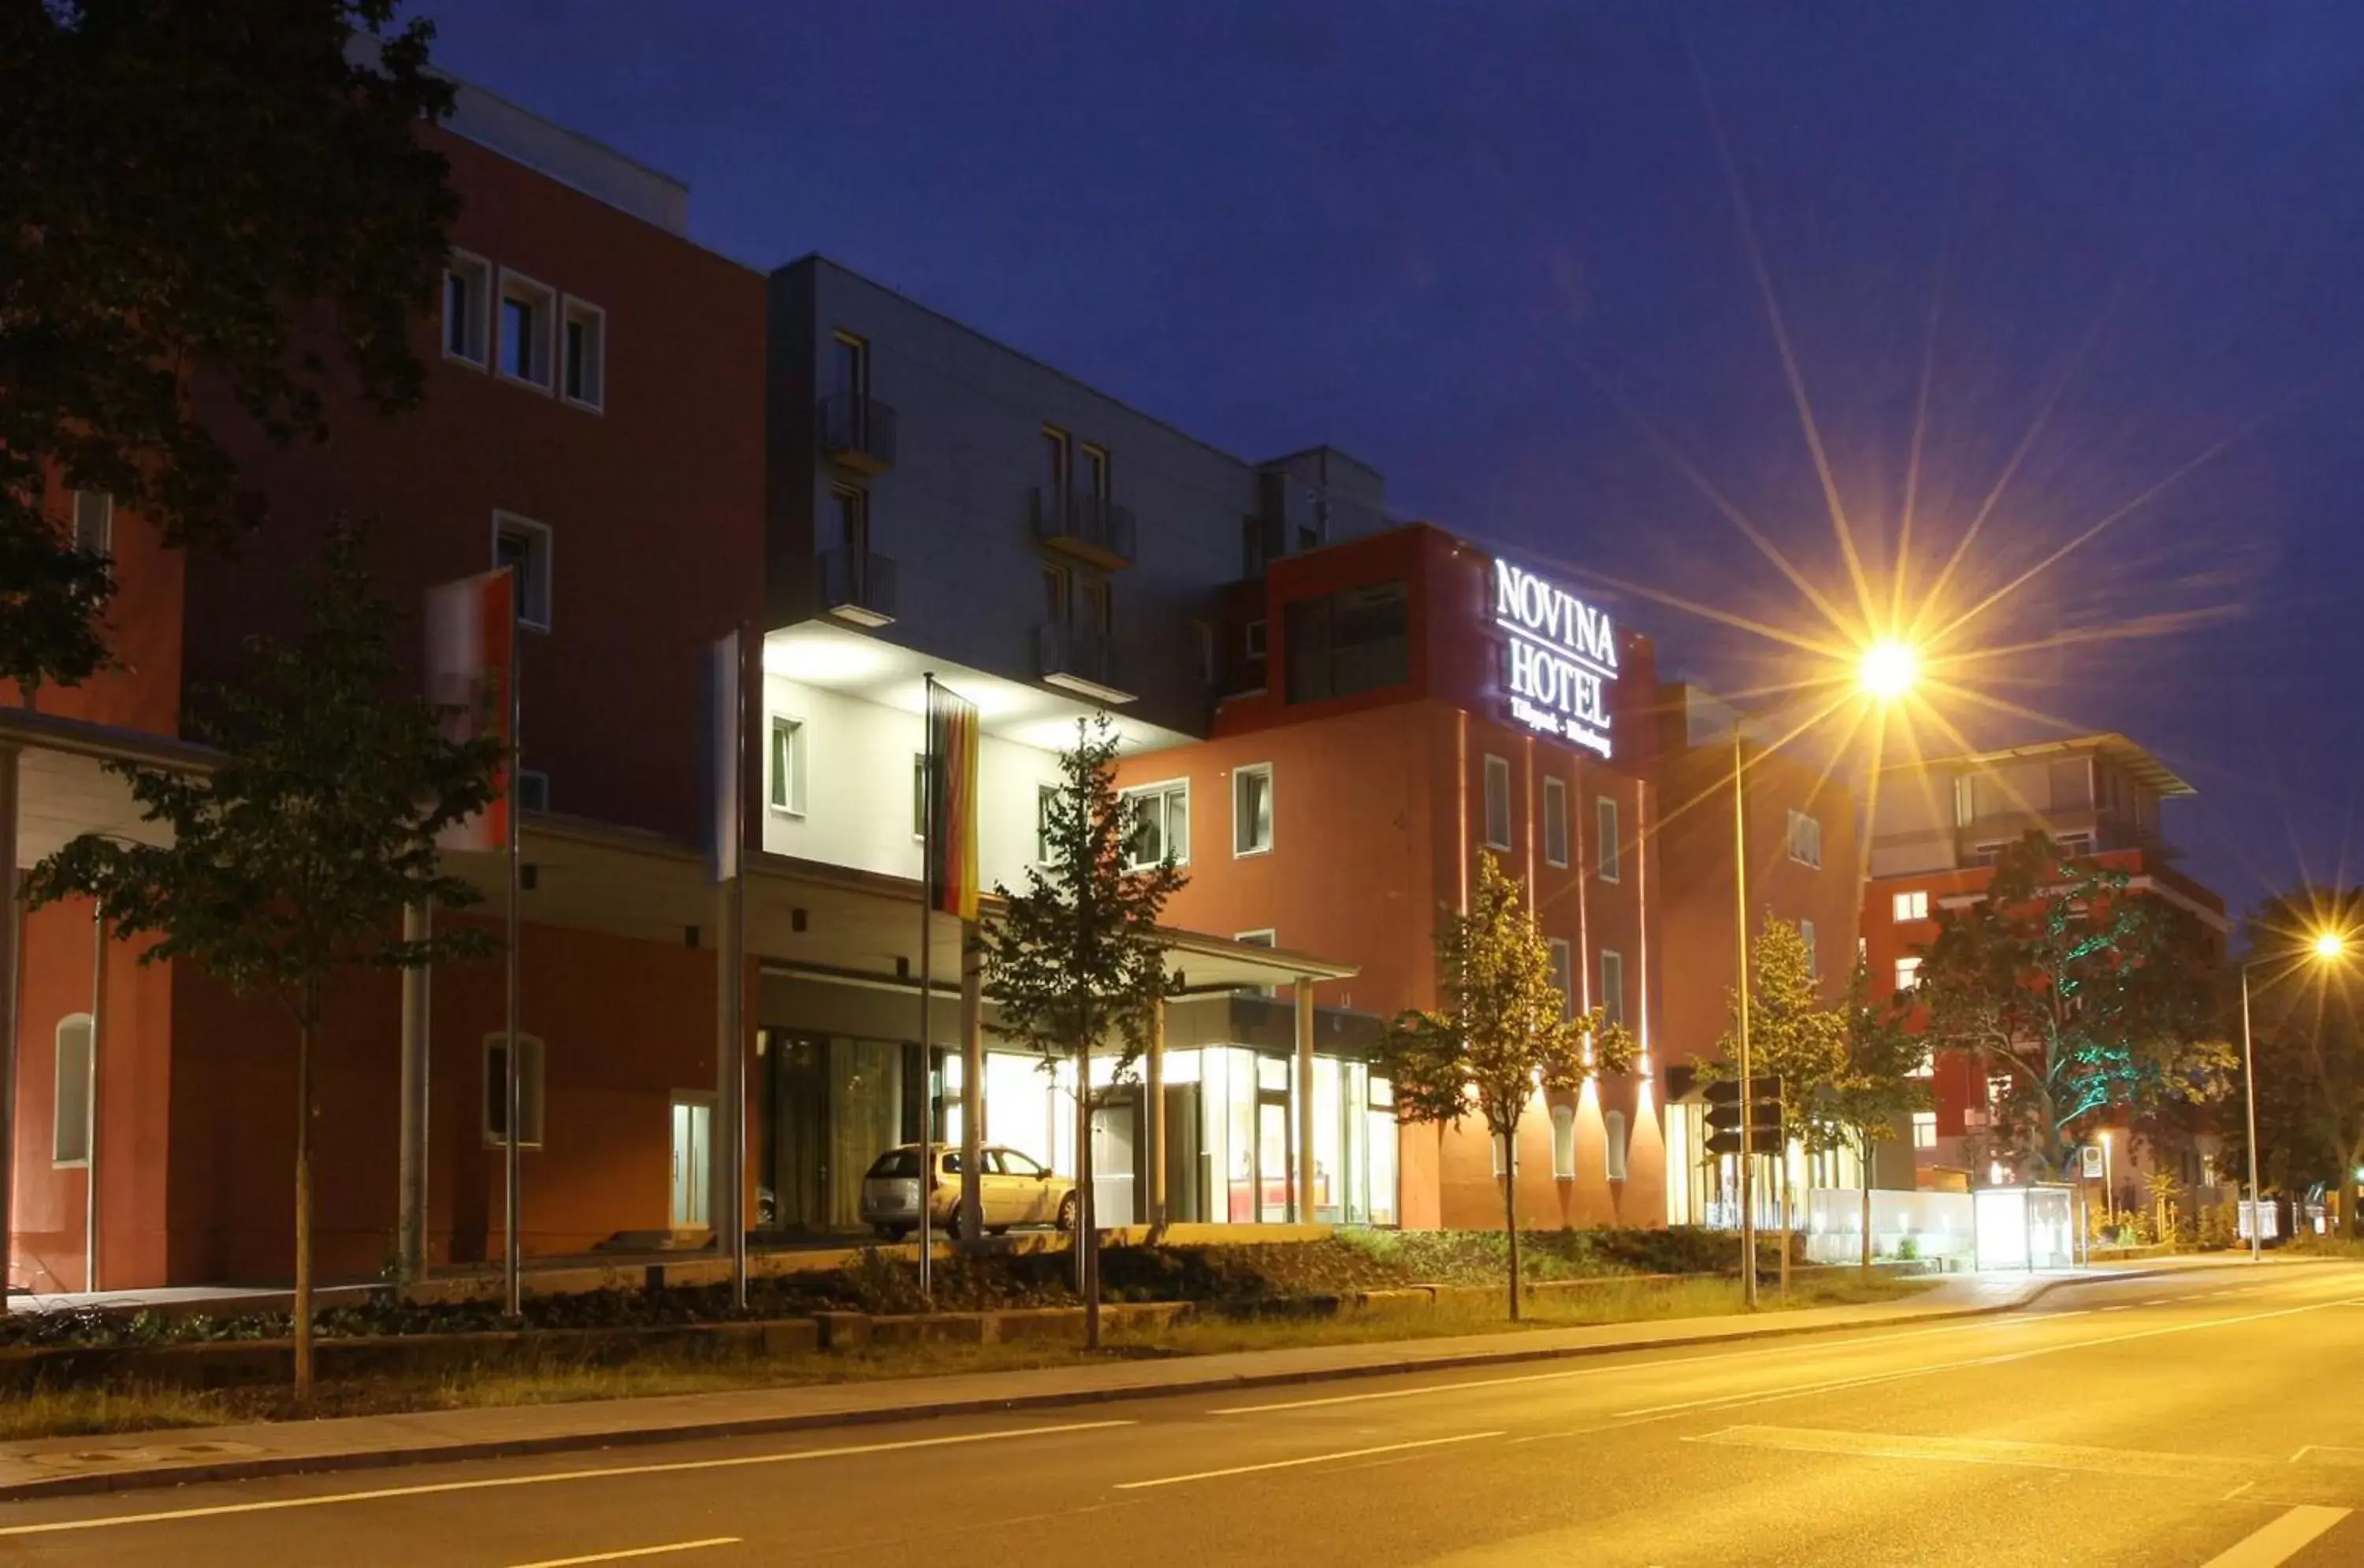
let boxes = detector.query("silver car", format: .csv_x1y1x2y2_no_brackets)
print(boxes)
860,1143,1079,1240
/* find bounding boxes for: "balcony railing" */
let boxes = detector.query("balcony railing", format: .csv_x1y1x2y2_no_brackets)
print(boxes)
820,545,896,627
1031,487,1137,569
1036,621,1135,704
821,395,897,473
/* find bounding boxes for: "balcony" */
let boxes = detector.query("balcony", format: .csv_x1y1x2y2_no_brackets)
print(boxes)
1031,488,1136,569
819,545,896,627
820,395,897,474
1037,622,1136,704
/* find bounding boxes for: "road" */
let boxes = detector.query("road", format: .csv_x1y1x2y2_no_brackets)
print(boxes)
3,1265,2362,1567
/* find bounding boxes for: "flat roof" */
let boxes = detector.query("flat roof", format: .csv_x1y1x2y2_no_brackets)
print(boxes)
1875,732,2195,798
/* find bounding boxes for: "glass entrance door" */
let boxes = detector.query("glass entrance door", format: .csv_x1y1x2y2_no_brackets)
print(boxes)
670,1096,713,1231
1257,1098,1292,1223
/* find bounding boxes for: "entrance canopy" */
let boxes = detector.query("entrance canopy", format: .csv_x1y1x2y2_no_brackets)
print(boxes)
1,708,203,864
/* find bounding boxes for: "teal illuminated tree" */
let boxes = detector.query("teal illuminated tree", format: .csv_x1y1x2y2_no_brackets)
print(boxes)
1381,853,1635,1320
1913,830,2231,1180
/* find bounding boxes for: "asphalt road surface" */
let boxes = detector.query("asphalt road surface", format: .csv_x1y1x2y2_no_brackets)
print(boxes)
5,1265,2363,1567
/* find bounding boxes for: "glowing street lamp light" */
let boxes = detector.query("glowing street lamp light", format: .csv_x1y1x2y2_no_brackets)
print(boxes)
2239,928,2354,1261
1857,637,1920,702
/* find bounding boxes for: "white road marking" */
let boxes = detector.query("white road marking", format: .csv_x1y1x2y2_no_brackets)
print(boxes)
510,1540,740,1568
2199,1505,2351,1567
1114,1430,1502,1490
1688,1423,2245,1482
0,1420,1136,1540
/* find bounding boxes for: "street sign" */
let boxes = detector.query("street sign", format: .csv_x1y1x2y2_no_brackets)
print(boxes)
2080,1144,2105,1180
1703,1076,1782,1157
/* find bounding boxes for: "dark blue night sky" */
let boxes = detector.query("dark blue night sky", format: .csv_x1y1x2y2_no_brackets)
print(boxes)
427,2,2364,916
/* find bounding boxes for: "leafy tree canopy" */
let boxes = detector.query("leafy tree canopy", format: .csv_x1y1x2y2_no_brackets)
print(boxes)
1913,830,2230,1178
2217,886,2364,1231
1712,915,1845,1150
2,0,456,693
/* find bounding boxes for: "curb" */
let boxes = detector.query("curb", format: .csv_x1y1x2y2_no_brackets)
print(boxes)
0,1258,2300,1505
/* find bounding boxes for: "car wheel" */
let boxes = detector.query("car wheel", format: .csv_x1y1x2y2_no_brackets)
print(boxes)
1056,1193,1080,1233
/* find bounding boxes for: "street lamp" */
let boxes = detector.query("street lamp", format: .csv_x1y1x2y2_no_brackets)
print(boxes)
2239,928,2351,1261
1730,636,1922,1308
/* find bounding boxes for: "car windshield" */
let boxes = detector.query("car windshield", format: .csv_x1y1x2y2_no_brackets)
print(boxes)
865,1150,920,1179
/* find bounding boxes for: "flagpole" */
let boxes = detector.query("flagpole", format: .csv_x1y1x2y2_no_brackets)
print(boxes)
917,674,936,1301
504,573,523,1320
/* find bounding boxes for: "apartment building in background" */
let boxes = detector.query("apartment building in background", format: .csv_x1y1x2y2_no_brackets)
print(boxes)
1859,733,2230,1193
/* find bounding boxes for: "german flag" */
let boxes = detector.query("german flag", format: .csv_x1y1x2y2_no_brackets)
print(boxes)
927,678,980,920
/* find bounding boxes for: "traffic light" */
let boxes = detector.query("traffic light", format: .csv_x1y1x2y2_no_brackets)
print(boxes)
1702,1075,1782,1157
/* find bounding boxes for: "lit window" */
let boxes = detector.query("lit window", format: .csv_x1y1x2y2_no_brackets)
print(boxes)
1543,776,1569,868
71,490,112,556
1786,809,1822,868
769,716,806,816
561,298,605,410
912,754,927,838
1492,1131,1511,1178
1596,796,1621,883
1481,755,1511,850
1599,949,1626,1029
484,1032,547,1148
1894,955,1922,995
1122,780,1189,868
1892,890,1929,923
492,512,553,631
1233,764,1274,856
1798,918,1817,975
1605,1109,1628,1181
1551,1104,1576,1180
1035,783,1060,864
1548,938,1574,1020
52,1015,93,1167
1912,1112,1937,1149
496,269,556,389
444,251,490,366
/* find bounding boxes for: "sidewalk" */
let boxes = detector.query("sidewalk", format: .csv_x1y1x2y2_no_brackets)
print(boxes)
0,1256,2303,1505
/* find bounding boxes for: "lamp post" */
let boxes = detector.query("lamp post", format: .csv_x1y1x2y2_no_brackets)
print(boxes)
2099,1128,2113,1228
1728,636,1920,1305
2239,930,2350,1262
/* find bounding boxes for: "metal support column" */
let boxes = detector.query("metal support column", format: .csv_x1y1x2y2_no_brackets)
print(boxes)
396,901,432,1283
1146,998,1165,1234
1295,978,1315,1224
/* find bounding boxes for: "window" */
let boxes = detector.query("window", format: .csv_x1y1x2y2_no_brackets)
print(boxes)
1894,955,1923,994
444,251,490,366
912,753,928,839
492,513,553,631
515,769,550,815
1892,890,1929,923
1542,776,1569,868
769,716,806,816
1481,755,1511,850
1551,1104,1577,1180
1042,425,1070,503
1123,780,1189,868
1909,1046,1934,1079
496,269,556,389
1040,562,1069,625
1233,764,1273,856
1077,575,1112,635
1548,938,1574,1020
1798,918,1817,975
1599,949,1626,1028
1286,580,1410,703
1242,515,1269,578
1243,619,1268,660
1492,1131,1511,1178
52,1015,93,1168
823,484,868,555
484,1032,547,1148
71,490,111,555
1080,442,1110,500
1786,809,1822,868
831,331,869,402
1035,783,1061,864
1953,775,1975,827
561,298,605,410
999,1148,1046,1179
1605,1109,1629,1181
1912,1111,1937,1149
1596,796,1622,883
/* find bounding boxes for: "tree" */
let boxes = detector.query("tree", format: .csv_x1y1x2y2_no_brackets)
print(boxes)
1827,957,1930,1267
978,718,1184,1350
1913,830,2231,1180
1380,853,1635,1320
2,1,456,693
24,523,500,1401
2221,887,2364,1237
1712,916,1845,1277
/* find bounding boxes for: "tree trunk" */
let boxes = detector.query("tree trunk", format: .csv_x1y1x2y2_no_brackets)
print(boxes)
1860,1139,1874,1272
1501,1131,1521,1323
1077,1042,1099,1351
293,1012,315,1406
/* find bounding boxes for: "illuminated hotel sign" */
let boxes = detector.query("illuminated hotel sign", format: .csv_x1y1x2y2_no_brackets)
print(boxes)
1492,558,1618,759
